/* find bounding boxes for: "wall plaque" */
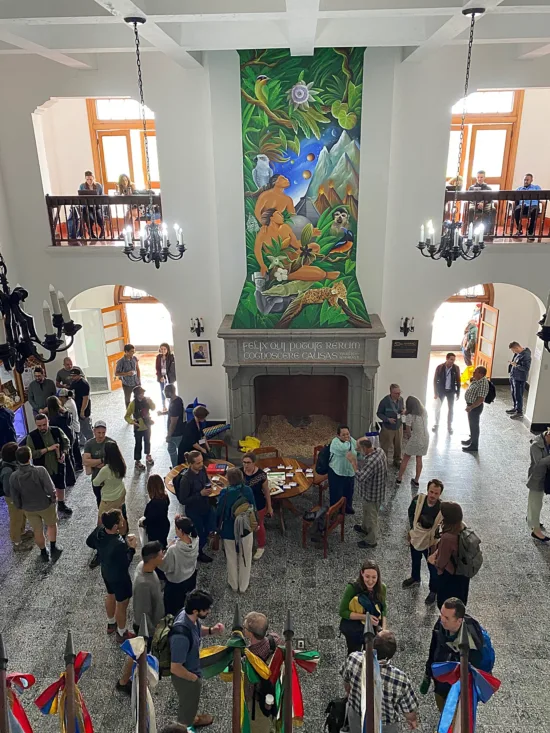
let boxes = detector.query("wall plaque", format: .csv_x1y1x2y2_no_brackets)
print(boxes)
391,339,418,359
239,338,365,363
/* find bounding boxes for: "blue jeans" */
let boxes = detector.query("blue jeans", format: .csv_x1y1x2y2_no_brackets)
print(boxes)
166,435,182,468
185,507,216,552
510,378,525,414
159,381,167,408
410,545,439,591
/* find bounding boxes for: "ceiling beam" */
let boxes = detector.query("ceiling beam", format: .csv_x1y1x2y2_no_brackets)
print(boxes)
0,28,89,67
519,42,550,57
403,0,507,64
91,0,202,69
285,0,320,56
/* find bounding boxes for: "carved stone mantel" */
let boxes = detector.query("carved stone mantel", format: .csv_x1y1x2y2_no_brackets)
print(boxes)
217,315,386,439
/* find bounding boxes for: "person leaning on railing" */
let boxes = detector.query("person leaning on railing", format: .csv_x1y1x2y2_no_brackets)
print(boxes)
78,170,105,239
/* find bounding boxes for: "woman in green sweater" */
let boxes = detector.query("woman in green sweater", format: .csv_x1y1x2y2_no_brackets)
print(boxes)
93,442,128,534
339,559,387,654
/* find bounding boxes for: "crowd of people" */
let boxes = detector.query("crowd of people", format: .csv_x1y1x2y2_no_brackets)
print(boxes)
0,337,548,732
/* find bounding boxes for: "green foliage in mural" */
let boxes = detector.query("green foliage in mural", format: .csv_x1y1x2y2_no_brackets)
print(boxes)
232,48,370,330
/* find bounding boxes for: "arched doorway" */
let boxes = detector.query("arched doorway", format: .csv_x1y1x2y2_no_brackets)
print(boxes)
428,282,545,425
68,285,173,397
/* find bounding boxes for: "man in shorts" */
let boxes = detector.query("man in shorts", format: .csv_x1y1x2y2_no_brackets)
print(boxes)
10,446,63,561
86,508,137,643
26,413,72,515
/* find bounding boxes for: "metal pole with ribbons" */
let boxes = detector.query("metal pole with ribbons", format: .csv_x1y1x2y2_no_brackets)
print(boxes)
363,614,375,733
283,610,294,733
0,634,8,733
231,605,242,733
63,631,76,733
138,615,149,733
459,622,471,733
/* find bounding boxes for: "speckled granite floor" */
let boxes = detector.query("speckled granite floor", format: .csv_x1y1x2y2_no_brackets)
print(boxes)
1,385,548,732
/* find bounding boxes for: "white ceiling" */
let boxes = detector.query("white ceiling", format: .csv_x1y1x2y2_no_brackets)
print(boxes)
0,0,549,70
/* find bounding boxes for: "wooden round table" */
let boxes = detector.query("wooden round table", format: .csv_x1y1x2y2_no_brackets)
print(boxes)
257,456,315,534
165,459,234,497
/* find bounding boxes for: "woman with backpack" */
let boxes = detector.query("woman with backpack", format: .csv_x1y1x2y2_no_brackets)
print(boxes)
161,515,199,616
125,385,155,470
216,467,257,593
428,501,470,608
338,559,387,654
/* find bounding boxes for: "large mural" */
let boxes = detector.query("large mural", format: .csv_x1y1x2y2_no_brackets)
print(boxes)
231,48,371,330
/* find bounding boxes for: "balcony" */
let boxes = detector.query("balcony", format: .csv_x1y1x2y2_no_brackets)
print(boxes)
46,194,163,246
443,189,550,242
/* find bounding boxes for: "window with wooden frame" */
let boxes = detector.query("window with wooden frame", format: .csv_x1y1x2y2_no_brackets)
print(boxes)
447,90,524,191
447,284,494,305
114,285,159,304
87,98,160,193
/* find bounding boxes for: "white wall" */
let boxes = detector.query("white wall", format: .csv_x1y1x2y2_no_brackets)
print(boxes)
69,285,115,310
514,88,550,189
33,98,94,195
492,283,542,378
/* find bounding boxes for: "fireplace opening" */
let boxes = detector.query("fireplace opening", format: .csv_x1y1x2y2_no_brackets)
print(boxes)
254,375,348,455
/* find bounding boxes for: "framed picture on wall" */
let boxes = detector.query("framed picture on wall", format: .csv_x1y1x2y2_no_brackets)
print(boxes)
189,340,212,367
0,360,25,410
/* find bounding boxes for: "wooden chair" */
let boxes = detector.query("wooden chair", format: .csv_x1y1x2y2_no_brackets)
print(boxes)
209,439,228,461
302,497,346,559
312,444,328,504
253,446,280,459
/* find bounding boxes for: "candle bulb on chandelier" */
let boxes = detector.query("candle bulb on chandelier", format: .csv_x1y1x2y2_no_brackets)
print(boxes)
57,291,71,323
43,300,54,335
478,224,484,244
420,225,425,243
410,317,415,328
49,285,61,315
468,223,473,241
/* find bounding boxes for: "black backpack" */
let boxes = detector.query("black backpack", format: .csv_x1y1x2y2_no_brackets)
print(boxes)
315,444,331,475
324,698,348,733
484,381,496,404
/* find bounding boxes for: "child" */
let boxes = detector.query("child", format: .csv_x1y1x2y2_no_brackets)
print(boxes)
125,386,155,470
92,442,128,535
86,509,137,643
141,474,170,548
161,515,199,616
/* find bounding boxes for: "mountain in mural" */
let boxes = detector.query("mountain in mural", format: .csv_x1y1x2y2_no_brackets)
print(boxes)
300,130,360,207
331,152,360,200
307,146,334,201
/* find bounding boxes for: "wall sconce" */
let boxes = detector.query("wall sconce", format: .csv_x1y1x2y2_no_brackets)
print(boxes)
190,317,204,337
400,317,415,337
537,293,550,353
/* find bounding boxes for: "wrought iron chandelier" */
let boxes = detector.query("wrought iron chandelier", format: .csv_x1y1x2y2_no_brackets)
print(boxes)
417,8,486,268
123,17,186,269
0,252,81,373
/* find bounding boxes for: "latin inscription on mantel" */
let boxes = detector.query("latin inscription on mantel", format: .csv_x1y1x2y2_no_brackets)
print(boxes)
239,339,365,363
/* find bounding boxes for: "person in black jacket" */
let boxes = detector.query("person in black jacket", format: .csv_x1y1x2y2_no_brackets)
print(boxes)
177,406,212,464
432,353,461,434
174,450,215,564
86,509,137,643
46,396,76,487
156,343,176,415
142,474,170,548
421,597,484,712
507,341,532,419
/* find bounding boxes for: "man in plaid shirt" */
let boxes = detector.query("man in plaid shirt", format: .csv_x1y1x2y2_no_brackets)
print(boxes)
341,631,419,732
349,438,387,549
462,366,489,452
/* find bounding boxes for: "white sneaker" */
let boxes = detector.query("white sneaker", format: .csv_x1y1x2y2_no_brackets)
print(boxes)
253,548,265,560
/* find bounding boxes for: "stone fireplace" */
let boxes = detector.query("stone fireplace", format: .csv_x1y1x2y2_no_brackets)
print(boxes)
218,315,385,439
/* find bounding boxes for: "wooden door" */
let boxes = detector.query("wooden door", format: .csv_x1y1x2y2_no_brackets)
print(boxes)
101,304,129,390
466,124,513,190
474,303,499,379
97,130,134,192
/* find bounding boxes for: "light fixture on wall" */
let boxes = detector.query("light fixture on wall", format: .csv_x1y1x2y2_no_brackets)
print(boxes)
122,17,186,269
417,8,486,268
0,252,81,372
538,294,550,353
399,317,415,337
190,317,205,337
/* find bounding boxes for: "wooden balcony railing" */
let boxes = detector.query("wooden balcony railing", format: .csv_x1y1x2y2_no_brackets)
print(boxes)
45,194,163,246
444,189,550,242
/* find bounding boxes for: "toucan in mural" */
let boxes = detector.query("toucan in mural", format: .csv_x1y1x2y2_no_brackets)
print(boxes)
232,48,371,330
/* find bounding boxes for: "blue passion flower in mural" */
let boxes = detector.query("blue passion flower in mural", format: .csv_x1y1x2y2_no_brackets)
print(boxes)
233,48,371,330
287,81,314,110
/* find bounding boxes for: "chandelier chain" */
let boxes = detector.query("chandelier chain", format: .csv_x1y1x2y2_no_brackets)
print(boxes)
131,21,152,206
452,11,478,222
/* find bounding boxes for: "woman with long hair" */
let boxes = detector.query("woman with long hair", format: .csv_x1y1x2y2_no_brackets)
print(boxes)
46,395,77,487
216,467,257,593
142,474,170,548
339,560,387,654
125,386,155,470
161,515,199,616
92,441,128,534
0,392,16,450
241,452,272,560
155,343,176,414
116,173,136,231
396,395,430,489
428,501,470,608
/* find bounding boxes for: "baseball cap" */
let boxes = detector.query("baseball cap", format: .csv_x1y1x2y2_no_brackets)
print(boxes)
69,367,83,375
58,388,69,397
94,420,107,429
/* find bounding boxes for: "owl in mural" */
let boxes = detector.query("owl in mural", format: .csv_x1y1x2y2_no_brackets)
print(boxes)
252,154,273,190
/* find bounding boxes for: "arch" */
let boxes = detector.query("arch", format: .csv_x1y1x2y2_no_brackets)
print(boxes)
114,285,158,304
446,283,494,306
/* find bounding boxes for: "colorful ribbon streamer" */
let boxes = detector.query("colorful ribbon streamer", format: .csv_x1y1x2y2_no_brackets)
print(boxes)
432,661,501,733
34,651,93,733
269,647,320,730
120,636,159,733
7,672,36,733
360,652,382,733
